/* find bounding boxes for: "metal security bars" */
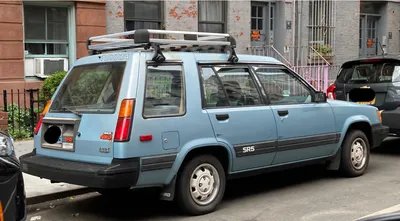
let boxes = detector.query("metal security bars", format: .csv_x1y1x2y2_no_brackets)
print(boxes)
87,29,239,63
308,0,336,59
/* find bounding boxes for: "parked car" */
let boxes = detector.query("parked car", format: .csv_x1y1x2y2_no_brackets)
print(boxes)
20,29,389,216
327,56,400,136
0,131,26,221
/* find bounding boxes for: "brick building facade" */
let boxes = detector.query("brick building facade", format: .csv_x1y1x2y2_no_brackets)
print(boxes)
0,0,107,91
1,0,400,91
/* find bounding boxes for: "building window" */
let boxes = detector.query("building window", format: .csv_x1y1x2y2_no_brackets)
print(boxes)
308,0,336,55
24,5,69,57
124,1,163,31
198,1,226,33
251,5,263,31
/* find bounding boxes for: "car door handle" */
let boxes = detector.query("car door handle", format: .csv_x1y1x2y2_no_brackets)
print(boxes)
216,114,229,121
277,110,289,116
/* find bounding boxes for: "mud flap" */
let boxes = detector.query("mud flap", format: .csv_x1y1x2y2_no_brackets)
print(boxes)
326,147,341,170
159,175,176,201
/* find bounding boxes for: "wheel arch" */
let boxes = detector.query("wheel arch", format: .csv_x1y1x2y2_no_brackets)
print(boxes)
338,116,373,150
165,139,234,185
327,117,372,171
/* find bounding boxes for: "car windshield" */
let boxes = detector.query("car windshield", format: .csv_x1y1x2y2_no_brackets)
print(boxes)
50,62,126,114
337,60,400,84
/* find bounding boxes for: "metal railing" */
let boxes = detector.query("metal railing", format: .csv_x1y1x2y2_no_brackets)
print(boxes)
247,45,340,92
0,89,50,139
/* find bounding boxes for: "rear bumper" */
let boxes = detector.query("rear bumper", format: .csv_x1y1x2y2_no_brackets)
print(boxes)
371,124,389,148
381,108,400,135
20,150,140,189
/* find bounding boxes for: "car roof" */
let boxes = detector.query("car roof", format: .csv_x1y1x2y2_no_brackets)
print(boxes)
75,51,284,67
341,55,400,67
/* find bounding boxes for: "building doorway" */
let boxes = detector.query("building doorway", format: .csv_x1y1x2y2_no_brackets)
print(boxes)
250,2,275,47
359,15,380,58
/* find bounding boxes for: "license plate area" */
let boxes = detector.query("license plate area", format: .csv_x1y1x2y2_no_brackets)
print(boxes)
347,88,376,105
41,117,81,152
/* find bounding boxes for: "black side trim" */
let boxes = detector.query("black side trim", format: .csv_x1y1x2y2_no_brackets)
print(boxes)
228,155,335,180
141,154,177,172
277,133,340,152
234,141,276,157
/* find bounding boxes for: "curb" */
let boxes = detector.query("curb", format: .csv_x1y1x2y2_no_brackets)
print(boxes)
26,187,95,205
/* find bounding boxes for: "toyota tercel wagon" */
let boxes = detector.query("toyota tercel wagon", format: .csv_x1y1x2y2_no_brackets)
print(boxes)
20,29,389,215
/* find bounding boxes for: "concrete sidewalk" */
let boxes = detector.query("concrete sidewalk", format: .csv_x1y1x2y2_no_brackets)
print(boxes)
14,140,92,204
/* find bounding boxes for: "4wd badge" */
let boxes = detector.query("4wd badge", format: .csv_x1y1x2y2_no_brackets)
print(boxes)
99,147,110,153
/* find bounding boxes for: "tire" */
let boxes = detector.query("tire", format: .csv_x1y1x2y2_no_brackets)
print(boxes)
175,155,226,216
339,129,370,177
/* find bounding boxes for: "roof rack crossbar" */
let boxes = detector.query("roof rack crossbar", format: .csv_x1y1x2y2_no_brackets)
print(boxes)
87,29,239,63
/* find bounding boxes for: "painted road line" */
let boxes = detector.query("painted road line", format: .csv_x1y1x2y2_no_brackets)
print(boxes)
356,204,400,220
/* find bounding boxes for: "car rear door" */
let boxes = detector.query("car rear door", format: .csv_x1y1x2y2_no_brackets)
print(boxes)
199,64,278,172
35,55,138,165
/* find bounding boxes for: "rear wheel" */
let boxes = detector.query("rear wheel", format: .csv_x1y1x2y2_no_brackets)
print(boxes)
175,155,226,215
339,130,370,177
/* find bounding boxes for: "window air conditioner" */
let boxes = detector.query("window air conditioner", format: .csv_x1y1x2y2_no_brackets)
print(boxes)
34,58,68,78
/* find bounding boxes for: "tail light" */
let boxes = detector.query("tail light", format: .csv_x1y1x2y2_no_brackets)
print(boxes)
0,201,4,221
114,99,135,142
34,100,52,135
327,83,336,99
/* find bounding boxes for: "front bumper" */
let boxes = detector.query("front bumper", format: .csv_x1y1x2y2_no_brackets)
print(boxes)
382,108,400,135
20,150,140,189
371,124,389,148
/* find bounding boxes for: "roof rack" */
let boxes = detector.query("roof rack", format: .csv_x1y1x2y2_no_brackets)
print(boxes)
86,29,239,63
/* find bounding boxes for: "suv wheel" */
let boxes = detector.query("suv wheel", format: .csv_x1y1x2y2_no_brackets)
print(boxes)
339,130,370,177
176,155,226,215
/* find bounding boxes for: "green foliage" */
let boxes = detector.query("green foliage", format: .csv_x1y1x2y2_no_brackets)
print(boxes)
6,104,34,140
40,71,67,99
65,71,110,106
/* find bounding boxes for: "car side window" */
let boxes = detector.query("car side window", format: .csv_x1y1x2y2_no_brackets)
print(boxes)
200,66,262,107
143,64,185,118
200,67,230,107
253,66,312,105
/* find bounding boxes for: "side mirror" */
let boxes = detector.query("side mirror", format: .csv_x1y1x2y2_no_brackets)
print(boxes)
314,91,327,103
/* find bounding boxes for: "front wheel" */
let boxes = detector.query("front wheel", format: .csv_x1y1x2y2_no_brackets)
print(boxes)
339,130,370,177
175,155,226,216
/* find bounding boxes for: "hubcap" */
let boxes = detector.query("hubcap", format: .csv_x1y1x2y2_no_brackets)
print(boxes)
351,138,367,170
190,163,220,206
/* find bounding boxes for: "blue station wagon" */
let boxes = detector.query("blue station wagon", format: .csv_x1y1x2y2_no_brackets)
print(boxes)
20,29,389,215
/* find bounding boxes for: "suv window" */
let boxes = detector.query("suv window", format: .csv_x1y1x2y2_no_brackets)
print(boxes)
50,62,125,113
143,64,185,118
337,60,400,83
200,66,262,107
252,66,312,104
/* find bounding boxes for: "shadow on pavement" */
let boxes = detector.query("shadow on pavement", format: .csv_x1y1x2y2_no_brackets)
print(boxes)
57,165,335,220
29,138,400,220
372,137,400,155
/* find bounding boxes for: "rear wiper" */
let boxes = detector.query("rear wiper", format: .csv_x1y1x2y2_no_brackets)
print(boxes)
62,107,82,118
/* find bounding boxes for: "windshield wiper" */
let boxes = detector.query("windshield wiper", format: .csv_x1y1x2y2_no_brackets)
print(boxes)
62,107,82,118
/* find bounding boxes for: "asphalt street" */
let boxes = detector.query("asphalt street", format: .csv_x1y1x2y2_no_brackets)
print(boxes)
23,138,400,221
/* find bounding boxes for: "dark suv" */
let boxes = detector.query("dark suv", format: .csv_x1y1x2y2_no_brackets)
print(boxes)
327,57,400,136
0,131,26,221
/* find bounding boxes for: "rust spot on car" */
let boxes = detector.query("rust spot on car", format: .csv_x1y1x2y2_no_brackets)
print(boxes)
236,16,241,21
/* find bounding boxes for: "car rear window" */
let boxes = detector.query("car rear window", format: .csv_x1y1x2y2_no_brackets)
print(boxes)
337,59,400,84
50,62,126,114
